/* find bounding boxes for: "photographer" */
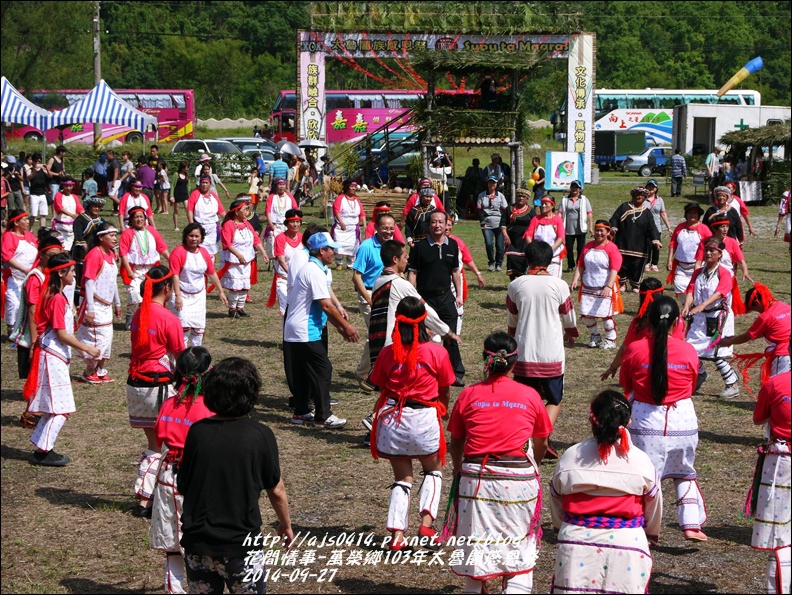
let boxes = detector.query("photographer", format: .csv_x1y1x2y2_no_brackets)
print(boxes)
429,147,453,213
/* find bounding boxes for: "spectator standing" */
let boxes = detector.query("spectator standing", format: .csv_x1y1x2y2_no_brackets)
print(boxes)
93,153,108,194
157,162,170,217
171,161,190,232
81,168,98,201
530,156,546,201
6,156,25,211
645,179,672,272
506,240,578,457
558,179,593,272
670,149,687,197
476,175,508,272
106,150,122,213
46,146,67,207
26,154,50,229
119,151,135,200
136,156,156,206
269,152,290,188
428,147,453,213
705,147,722,193
481,153,505,194
407,211,465,386
148,145,166,214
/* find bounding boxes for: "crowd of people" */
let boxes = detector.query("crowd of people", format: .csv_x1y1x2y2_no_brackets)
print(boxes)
1,146,791,595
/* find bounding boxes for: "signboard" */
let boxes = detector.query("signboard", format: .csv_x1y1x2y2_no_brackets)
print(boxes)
546,151,585,192
566,34,595,183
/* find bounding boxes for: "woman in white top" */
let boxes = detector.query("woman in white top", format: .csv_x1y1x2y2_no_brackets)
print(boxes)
186,177,226,257
331,179,365,269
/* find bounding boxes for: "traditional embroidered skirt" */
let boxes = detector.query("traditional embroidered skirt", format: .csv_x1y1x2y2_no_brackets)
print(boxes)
125,374,176,429
374,399,441,459
580,285,615,318
170,290,207,330
687,309,734,359
4,275,24,327
77,301,114,360
551,515,652,594
673,261,696,295
751,441,791,552
127,265,154,306
331,224,359,257
27,349,75,415
150,449,183,553
220,261,251,292
629,398,698,481
451,462,540,580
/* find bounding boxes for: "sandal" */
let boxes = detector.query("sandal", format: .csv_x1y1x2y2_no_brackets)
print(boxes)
683,529,708,542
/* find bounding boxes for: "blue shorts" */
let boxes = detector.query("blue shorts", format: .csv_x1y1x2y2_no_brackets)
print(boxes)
513,374,564,406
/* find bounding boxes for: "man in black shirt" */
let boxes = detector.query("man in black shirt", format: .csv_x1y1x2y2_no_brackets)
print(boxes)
105,150,122,213
407,210,466,386
179,357,293,592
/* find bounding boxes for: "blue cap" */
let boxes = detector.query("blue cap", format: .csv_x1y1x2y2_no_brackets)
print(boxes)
307,232,341,251
570,179,582,188
487,175,498,182
646,178,658,187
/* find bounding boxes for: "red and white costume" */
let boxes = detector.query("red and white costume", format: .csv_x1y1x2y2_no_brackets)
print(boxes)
577,240,623,344
669,222,711,295
550,435,662,594
524,214,566,277
53,191,85,250
150,392,213,593
77,247,119,363
331,193,365,261
368,342,455,537
621,336,706,532
685,264,735,359
447,376,552,590
127,303,184,503
750,373,791,594
119,192,155,227
746,301,792,377
2,229,38,328
169,245,216,347
220,219,261,310
264,191,298,257
28,292,76,453
120,225,169,313
272,232,302,315
187,189,225,256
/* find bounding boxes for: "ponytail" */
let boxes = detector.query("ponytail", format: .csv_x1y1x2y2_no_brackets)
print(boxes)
647,296,679,405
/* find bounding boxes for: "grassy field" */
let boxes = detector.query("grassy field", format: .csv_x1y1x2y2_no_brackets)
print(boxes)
1,171,790,594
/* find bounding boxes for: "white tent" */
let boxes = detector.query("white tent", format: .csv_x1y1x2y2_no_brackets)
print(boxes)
47,79,156,133
1,76,50,132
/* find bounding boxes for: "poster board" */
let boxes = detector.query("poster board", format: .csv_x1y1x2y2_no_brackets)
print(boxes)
739,180,763,204
545,151,585,191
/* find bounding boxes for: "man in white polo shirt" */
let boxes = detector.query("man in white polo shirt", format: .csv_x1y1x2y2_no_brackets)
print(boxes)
283,232,359,429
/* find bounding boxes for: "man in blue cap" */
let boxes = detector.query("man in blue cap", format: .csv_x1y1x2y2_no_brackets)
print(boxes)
283,232,360,429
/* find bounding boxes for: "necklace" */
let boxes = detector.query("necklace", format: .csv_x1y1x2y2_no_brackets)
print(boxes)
630,204,646,222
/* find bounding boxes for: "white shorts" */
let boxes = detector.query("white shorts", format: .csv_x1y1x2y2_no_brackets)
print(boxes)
30,195,48,217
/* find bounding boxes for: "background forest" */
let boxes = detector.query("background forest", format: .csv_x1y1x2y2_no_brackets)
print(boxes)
1,1,790,120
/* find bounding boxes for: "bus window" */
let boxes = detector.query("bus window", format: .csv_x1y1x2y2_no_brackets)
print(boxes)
629,95,655,109
326,93,353,109
117,94,140,108
283,93,296,110
717,95,740,105
687,94,713,104
657,95,684,109
283,115,295,133
384,94,420,108
741,94,756,106
350,94,385,109
596,94,628,111
32,92,72,110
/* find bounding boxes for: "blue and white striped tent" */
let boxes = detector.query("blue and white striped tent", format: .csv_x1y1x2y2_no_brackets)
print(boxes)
47,79,156,131
1,76,50,131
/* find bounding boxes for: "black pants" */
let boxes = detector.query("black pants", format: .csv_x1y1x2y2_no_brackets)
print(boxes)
17,346,31,379
565,233,586,270
283,333,333,422
425,291,465,380
649,243,661,266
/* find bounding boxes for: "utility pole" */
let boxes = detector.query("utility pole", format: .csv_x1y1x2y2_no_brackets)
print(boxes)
93,0,102,149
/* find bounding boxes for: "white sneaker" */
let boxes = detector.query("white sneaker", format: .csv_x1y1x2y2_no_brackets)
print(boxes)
719,384,740,399
291,412,315,425
588,337,602,348
495,265,502,272
488,263,495,272
600,340,617,350
314,414,347,429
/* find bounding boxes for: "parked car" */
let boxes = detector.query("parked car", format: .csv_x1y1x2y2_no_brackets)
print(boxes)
217,137,277,154
357,132,420,171
171,139,249,179
623,146,672,177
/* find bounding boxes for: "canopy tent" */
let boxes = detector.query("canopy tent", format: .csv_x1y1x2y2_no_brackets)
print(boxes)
1,76,50,131
47,79,156,132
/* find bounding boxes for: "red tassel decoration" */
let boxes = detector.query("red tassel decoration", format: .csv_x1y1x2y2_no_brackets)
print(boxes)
637,286,665,319
618,426,630,456
731,277,746,316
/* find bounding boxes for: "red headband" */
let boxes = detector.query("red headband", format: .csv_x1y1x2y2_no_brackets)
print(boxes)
284,216,303,222
637,286,665,319
136,271,175,349
594,223,610,230
8,212,28,225
229,202,248,214
748,283,776,310
392,311,428,371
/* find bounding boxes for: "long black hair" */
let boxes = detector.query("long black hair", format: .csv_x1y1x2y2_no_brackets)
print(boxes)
590,389,632,446
394,296,429,346
174,346,212,403
647,296,680,404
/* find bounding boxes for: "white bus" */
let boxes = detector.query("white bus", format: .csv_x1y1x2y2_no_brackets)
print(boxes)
554,89,761,145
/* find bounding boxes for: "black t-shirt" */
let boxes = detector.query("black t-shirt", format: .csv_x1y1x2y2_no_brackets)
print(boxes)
407,236,460,295
106,158,120,182
29,168,49,195
8,165,23,192
148,155,165,170
178,417,281,558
